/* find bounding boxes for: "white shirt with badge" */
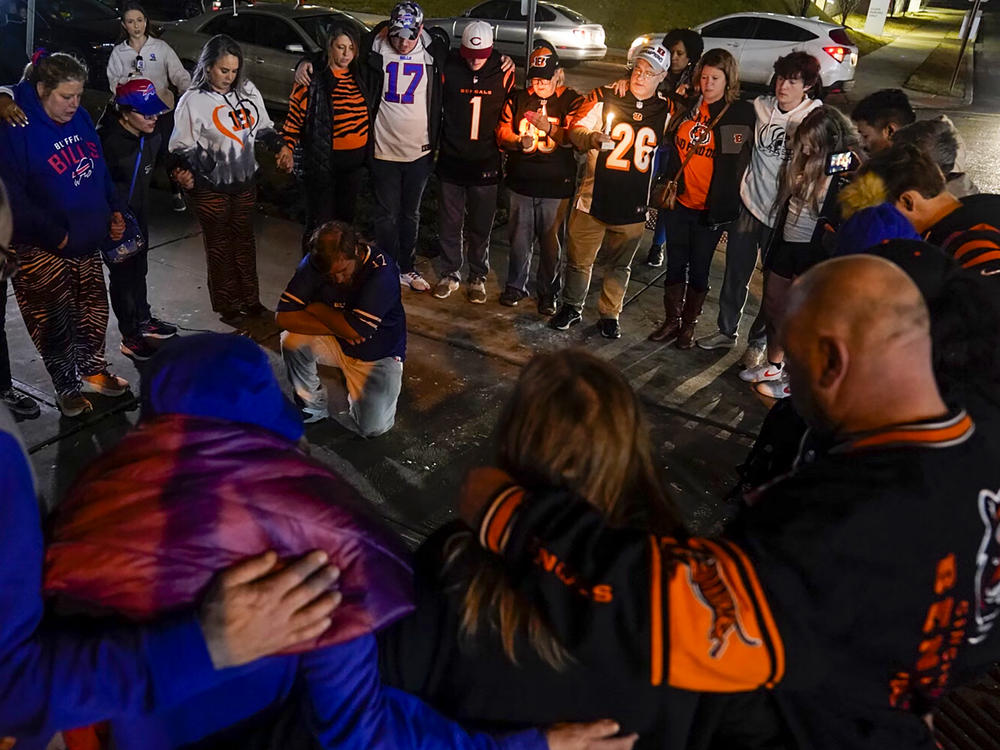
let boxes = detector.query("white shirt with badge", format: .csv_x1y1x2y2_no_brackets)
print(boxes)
107,37,191,111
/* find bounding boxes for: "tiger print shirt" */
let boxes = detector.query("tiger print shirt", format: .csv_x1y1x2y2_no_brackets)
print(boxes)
282,67,369,154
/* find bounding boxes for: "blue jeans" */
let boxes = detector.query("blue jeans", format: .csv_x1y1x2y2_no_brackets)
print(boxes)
504,191,568,296
664,204,724,293
371,155,434,274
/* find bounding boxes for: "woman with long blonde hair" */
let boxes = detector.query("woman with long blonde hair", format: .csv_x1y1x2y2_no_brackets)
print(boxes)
740,105,862,398
379,349,695,745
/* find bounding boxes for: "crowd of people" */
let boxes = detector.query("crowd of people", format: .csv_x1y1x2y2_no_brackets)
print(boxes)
3,0,1000,747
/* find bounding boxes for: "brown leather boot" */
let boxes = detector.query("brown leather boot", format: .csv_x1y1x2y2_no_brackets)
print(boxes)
648,283,686,342
676,288,708,349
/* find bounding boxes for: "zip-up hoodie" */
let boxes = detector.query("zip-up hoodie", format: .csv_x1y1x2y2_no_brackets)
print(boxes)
98,118,161,238
740,95,822,227
168,80,278,193
0,79,121,258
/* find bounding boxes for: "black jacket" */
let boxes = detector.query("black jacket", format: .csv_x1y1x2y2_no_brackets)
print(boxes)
662,97,754,226
378,521,787,749
359,21,450,156
472,409,1000,750
922,193,1000,276
97,117,160,238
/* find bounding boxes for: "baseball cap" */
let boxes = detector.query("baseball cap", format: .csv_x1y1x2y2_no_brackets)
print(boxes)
527,45,559,79
389,2,424,40
115,78,169,117
634,44,669,74
460,20,493,60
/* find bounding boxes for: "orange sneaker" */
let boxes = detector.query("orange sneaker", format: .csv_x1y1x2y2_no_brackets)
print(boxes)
58,393,93,417
81,370,130,397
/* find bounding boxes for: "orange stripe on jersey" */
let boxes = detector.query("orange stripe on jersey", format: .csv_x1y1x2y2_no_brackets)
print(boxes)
848,412,974,450
479,486,526,553
963,249,1000,269
663,537,784,692
952,238,1000,262
649,535,664,686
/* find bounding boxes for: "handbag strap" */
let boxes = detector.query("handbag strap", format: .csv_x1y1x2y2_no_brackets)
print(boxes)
670,99,731,181
126,136,144,204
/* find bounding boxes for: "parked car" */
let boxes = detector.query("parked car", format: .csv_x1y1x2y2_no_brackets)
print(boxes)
161,3,370,109
2,0,122,88
628,12,858,93
94,0,204,21
425,0,606,63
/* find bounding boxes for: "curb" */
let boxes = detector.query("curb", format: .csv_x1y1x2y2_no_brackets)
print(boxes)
903,33,976,107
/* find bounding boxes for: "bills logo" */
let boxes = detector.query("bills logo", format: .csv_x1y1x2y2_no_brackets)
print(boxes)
72,157,94,186
140,83,156,100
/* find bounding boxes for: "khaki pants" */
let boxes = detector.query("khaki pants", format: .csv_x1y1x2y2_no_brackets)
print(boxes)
280,331,402,438
562,209,644,318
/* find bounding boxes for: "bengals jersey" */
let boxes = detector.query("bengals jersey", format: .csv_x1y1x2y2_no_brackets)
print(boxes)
496,85,583,199
437,51,515,186
569,86,673,226
923,193,1000,278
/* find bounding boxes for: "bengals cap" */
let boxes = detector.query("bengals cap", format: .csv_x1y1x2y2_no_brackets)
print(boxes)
527,45,559,78
115,78,169,117
460,20,494,60
389,1,424,39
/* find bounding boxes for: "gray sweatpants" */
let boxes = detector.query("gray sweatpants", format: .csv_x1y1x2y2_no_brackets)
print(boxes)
717,203,773,339
280,331,403,438
437,180,498,282
504,190,568,296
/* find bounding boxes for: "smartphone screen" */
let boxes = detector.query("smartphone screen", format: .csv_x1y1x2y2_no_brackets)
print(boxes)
826,151,858,175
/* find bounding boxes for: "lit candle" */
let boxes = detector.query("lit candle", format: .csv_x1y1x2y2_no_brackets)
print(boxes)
601,111,615,150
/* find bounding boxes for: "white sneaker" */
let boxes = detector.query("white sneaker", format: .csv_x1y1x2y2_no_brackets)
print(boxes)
755,376,791,399
433,276,460,299
467,278,487,304
741,339,767,369
739,362,785,383
301,406,329,424
400,271,430,292
696,330,736,350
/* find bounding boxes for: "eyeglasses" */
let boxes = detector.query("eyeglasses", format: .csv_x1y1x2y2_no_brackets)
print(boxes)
631,68,660,80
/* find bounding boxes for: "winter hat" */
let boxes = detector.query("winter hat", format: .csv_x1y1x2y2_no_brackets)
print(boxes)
115,78,169,117
460,20,493,60
634,44,670,74
527,45,559,78
389,1,423,39
834,202,920,256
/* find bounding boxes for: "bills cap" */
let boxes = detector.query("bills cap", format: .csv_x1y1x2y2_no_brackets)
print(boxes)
389,2,424,39
115,78,169,117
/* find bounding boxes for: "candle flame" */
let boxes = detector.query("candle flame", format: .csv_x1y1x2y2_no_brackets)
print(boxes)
604,112,614,132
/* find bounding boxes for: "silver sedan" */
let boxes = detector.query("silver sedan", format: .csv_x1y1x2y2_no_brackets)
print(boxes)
425,0,606,63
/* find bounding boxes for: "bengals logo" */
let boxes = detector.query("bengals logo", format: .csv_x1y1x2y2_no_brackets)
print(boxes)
531,48,553,69
633,112,643,121
686,555,762,658
688,122,711,147
733,132,743,144
971,488,1000,644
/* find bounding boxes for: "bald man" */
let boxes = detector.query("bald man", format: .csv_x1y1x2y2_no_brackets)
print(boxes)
457,255,1000,750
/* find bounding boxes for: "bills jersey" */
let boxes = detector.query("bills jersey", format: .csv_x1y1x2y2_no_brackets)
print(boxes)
570,86,673,225
496,85,583,199
437,51,515,185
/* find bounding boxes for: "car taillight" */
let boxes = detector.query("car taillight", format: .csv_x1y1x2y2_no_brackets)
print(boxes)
572,27,586,37
829,27,851,45
823,45,846,63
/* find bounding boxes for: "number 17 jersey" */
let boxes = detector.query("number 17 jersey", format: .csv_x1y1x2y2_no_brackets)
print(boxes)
571,86,673,226
372,33,434,163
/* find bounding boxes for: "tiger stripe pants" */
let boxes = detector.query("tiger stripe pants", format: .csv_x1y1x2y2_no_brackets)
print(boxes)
189,186,260,314
11,246,109,398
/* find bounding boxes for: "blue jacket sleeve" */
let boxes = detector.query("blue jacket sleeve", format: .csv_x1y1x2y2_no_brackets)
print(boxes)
301,633,547,750
0,419,221,740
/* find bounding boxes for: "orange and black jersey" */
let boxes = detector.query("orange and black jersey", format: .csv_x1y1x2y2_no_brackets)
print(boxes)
475,409,1000,750
437,51,515,186
282,67,369,154
568,86,673,226
496,85,583,200
923,193,1000,278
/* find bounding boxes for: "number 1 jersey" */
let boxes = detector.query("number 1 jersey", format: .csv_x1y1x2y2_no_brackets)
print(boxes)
570,86,673,226
437,51,515,186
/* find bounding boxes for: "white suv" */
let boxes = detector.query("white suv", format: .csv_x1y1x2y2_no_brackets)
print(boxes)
629,12,858,94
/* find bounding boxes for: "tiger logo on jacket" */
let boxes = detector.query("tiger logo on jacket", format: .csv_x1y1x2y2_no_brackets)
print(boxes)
971,488,1000,644
686,554,762,658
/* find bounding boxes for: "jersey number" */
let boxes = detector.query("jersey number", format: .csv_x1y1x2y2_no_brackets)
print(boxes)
605,123,657,173
520,116,559,154
469,95,482,140
385,62,424,104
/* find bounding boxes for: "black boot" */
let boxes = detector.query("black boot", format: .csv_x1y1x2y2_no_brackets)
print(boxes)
648,282,686,342
676,288,708,349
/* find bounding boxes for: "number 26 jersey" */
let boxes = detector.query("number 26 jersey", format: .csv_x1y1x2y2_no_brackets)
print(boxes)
570,86,673,226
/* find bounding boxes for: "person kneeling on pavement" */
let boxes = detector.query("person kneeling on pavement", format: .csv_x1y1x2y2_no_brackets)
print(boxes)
278,221,404,437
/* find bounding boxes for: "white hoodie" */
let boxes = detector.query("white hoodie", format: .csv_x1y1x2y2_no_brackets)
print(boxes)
739,95,821,227
169,81,275,191
106,37,191,111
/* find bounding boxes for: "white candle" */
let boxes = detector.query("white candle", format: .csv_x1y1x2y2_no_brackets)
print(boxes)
601,111,615,150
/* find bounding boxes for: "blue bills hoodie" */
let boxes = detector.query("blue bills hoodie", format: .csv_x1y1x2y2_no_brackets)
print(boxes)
0,79,122,258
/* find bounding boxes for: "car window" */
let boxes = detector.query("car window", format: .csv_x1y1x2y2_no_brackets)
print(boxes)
509,3,557,21
38,0,117,24
297,13,368,48
752,19,817,41
467,0,509,19
252,15,304,51
202,12,256,45
549,4,589,23
700,17,752,39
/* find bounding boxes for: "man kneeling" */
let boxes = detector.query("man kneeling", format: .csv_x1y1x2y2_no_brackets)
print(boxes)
277,221,405,437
